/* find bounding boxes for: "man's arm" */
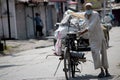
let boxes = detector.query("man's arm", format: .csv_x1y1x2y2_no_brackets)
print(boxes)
27,15,34,20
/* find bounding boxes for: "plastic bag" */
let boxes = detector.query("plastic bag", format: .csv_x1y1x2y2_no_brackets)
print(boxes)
54,25,68,39
54,31,62,56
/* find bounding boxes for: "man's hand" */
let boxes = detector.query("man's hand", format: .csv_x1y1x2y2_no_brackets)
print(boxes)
77,29,88,35
27,15,33,19
27,14,30,17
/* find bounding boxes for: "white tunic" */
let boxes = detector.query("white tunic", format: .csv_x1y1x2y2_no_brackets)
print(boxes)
85,11,109,69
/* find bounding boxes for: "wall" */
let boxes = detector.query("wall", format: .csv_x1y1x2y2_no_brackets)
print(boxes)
16,3,28,39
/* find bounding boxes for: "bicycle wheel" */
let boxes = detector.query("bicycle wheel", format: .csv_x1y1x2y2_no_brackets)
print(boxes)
71,60,75,78
64,47,72,80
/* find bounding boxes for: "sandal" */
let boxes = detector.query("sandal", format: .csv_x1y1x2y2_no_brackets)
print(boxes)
105,73,111,77
98,72,105,78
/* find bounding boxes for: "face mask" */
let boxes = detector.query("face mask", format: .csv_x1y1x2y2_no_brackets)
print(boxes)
86,10,92,15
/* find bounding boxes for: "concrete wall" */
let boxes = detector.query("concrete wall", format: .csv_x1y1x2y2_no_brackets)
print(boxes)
26,6,35,39
16,4,28,39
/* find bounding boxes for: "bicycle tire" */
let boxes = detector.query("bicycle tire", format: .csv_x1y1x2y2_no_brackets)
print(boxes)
64,47,72,80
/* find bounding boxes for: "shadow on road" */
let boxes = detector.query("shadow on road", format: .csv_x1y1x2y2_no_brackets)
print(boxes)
71,74,114,80
0,64,24,69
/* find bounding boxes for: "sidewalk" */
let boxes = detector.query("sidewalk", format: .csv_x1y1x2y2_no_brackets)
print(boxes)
0,37,54,56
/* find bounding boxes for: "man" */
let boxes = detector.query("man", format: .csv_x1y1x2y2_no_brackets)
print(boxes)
34,13,44,37
78,3,111,78
104,13,112,23
27,13,44,38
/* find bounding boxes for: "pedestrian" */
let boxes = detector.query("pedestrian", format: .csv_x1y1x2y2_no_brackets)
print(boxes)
104,13,112,23
28,13,44,38
78,3,111,78
34,13,44,37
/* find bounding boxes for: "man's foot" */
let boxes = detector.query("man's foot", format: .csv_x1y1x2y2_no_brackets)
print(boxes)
98,72,105,78
105,73,111,77
105,69,111,77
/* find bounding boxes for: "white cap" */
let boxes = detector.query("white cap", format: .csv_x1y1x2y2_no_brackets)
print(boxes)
85,3,93,7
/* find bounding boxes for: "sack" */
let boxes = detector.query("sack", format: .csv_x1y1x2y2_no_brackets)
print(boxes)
54,31,62,56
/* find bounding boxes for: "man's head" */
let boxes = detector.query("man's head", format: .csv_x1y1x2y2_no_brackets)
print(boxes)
85,3,93,10
85,3,93,15
35,13,40,16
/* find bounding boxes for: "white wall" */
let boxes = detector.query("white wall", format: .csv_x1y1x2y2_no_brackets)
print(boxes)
26,6,35,38
16,4,27,39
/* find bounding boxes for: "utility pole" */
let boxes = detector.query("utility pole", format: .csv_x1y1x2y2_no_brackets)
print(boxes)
103,0,107,21
44,0,48,36
31,6,35,37
0,0,7,50
109,0,112,13
6,0,11,39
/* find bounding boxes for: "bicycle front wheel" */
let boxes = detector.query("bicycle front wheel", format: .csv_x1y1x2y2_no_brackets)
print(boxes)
64,47,72,80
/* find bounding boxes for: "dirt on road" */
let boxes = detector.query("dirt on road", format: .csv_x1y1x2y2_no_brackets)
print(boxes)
0,38,54,55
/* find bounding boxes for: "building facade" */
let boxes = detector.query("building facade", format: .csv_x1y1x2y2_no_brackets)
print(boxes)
0,0,59,39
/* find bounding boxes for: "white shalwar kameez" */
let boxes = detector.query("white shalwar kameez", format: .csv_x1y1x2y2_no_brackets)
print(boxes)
85,11,109,69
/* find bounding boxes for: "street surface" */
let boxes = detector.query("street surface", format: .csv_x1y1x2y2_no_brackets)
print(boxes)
0,27,120,80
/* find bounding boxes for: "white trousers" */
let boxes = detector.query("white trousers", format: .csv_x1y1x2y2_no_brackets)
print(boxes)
91,40,109,69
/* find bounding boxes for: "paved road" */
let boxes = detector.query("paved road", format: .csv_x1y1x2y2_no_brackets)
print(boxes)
0,27,120,80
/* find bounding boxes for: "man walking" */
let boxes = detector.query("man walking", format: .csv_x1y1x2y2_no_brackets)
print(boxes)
78,3,111,78
34,13,44,38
